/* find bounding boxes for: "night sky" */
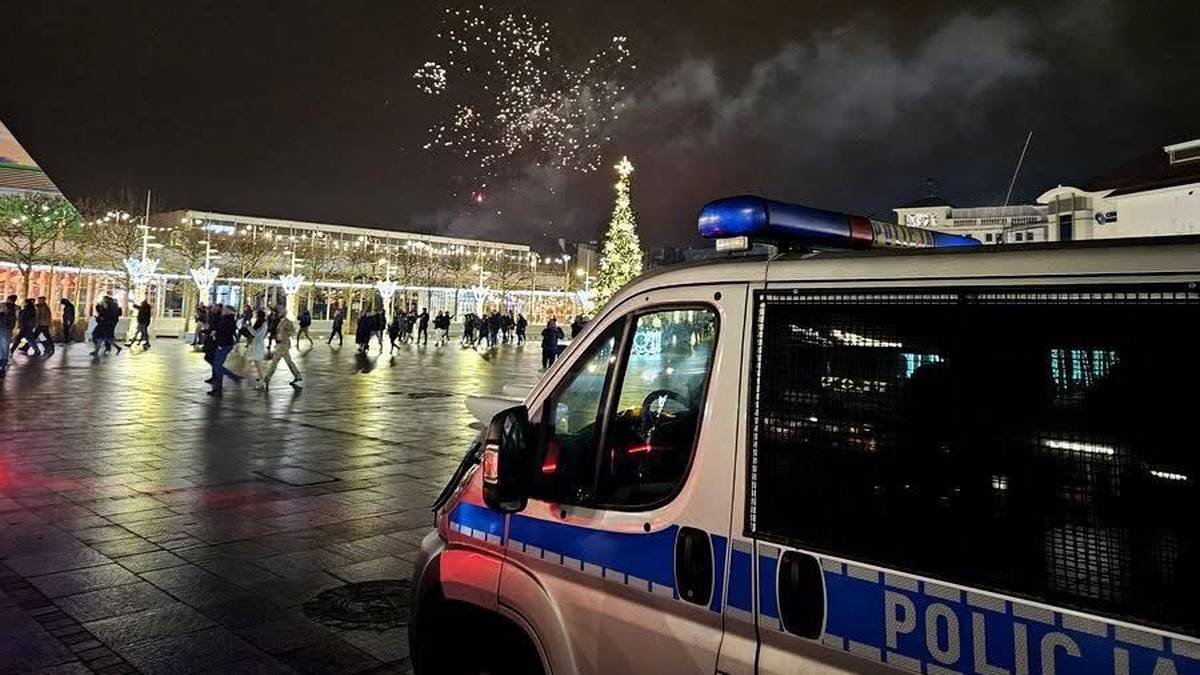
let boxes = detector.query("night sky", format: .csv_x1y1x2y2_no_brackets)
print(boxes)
4,0,1198,250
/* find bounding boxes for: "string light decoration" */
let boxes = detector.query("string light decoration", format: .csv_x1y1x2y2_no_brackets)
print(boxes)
591,156,643,307
278,273,305,296
414,5,634,186
190,267,220,302
123,256,159,287
374,279,400,321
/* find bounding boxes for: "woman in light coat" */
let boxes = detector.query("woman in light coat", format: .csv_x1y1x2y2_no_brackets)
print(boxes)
248,310,270,389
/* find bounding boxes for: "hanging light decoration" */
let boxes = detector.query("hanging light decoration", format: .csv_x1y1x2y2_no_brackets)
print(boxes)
124,256,160,286
190,267,220,301
278,273,305,295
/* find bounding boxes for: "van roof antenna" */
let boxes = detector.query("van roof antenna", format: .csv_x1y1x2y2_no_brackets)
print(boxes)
1004,131,1033,208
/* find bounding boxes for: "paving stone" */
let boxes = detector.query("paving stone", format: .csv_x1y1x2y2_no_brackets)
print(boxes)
84,603,216,649
326,557,413,584
54,581,175,623
338,626,410,663
236,613,342,655
0,629,78,670
5,548,114,577
91,536,162,558
115,550,189,574
27,662,93,675
112,626,268,674
277,638,382,675
30,563,141,599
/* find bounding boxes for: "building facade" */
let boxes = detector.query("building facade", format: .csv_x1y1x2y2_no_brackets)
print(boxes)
895,139,1200,244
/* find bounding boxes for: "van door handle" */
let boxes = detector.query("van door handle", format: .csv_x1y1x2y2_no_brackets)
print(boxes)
674,527,713,606
777,551,824,639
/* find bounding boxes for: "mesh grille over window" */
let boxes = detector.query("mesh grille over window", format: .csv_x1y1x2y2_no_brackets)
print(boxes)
748,287,1199,636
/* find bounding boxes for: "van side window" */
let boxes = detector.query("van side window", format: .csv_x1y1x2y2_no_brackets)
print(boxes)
597,308,718,508
749,288,1200,636
536,327,619,502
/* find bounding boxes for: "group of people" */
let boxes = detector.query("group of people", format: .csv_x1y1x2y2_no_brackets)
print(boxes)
194,301,304,396
0,294,156,376
0,296,61,370
337,305,454,354
461,311,528,349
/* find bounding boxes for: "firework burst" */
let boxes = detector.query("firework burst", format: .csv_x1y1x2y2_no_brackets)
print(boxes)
415,5,634,187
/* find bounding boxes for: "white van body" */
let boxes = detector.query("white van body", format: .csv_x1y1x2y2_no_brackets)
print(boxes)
410,238,1200,675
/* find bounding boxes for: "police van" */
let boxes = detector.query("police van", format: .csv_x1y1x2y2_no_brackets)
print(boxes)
409,195,1200,675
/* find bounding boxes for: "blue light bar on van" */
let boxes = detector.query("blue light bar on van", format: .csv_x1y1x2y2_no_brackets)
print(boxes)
697,195,981,250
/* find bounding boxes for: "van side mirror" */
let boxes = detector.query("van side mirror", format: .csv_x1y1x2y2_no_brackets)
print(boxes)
482,405,532,514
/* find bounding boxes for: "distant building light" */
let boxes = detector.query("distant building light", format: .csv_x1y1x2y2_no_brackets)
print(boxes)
1042,438,1115,456
1150,469,1188,482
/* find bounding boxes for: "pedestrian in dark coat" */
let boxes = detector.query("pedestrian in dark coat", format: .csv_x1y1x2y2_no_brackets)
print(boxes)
541,318,564,369
60,298,76,343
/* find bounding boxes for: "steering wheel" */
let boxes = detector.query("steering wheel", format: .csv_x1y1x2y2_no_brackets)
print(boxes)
640,389,687,440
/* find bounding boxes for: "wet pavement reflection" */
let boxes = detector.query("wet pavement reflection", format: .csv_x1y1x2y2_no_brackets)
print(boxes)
0,338,544,673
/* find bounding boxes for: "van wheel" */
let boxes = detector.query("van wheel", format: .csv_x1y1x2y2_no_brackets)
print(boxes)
413,600,544,675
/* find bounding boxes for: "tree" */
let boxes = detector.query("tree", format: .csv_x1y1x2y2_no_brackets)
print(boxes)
0,193,80,298
163,220,217,325
295,234,340,312
75,193,154,311
592,156,643,307
223,224,278,308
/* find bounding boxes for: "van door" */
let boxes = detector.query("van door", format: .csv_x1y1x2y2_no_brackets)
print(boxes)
747,284,1200,674
498,283,747,674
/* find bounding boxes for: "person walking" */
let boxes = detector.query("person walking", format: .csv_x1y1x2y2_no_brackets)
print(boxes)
263,304,302,389
541,318,564,369
98,296,123,355
436,311,451,346
387,311,402,353
127,299,152,349
33,297,55,356
88,299,110,355
105,296,122,354
12,299,41,357
373,310,386,351
297,305,314,348
207,305,243,397
193,304,208,347
0,298,15,376
59,298,76,344
516,313,527,345
417,308,430,346
328,307,344,346
266,306,280,354
247,310,271,389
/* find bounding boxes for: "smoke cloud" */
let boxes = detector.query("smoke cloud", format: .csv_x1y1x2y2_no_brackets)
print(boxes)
420,0,1120,247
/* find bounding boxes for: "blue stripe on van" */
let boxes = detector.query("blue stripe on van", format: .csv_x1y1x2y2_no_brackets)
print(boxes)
816,564,1200,674
727,546,753,612
508,514,678,594
449,501,505,539
758,553,779,620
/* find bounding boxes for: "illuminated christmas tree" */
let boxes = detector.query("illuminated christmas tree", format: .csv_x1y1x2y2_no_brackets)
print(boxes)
592,156,643,307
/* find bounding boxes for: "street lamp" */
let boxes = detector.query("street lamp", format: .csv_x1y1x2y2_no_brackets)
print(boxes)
121,210,160,304
374,256,399,324
184,218,220,305
469,263,491,314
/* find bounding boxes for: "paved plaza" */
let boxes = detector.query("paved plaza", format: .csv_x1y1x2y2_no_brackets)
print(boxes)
0,337,545,674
